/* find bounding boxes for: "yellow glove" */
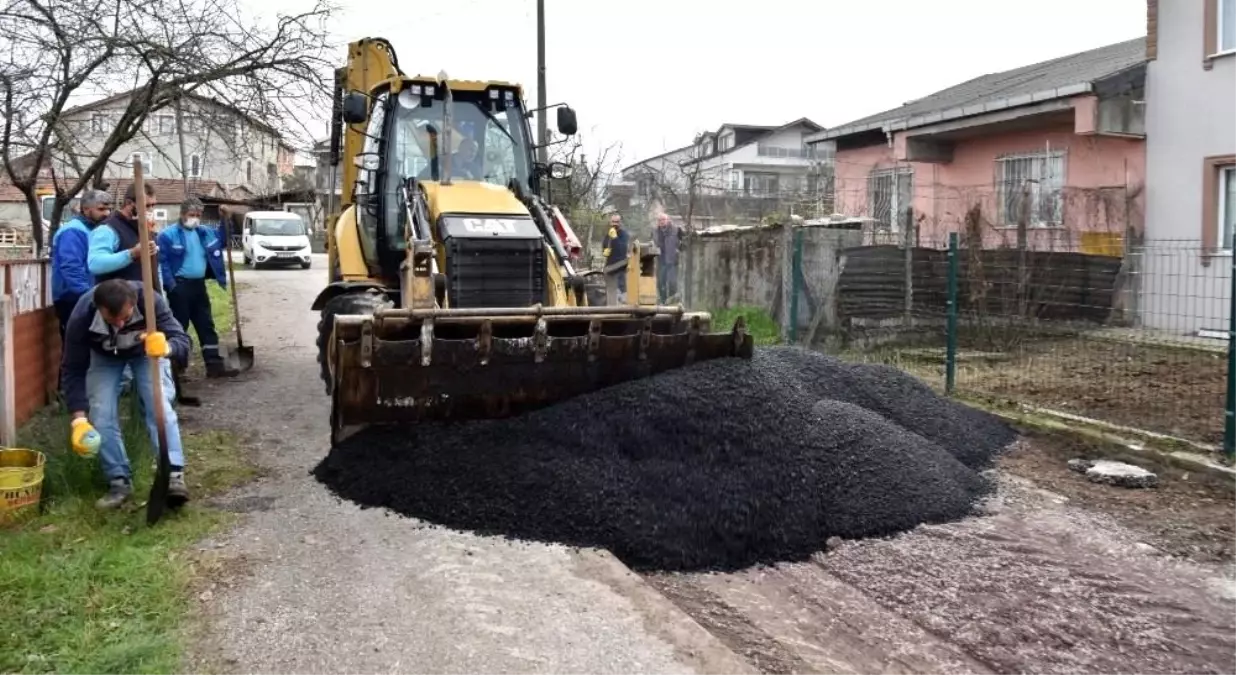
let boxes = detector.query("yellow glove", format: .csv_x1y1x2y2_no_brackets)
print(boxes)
70,418,101,458
144,331,170,358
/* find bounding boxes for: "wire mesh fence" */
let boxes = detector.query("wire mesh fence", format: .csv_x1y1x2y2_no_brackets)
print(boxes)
782,228,1232,453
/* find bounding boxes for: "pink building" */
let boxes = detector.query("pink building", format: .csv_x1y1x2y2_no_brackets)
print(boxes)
807,38,1147,252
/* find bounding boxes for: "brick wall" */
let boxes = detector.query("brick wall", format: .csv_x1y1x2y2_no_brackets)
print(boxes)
2,260,59,428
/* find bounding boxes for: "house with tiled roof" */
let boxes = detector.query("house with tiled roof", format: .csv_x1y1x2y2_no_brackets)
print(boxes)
808,37,1147,251
0,89,299,235
53,89,296,198
617,118,829,226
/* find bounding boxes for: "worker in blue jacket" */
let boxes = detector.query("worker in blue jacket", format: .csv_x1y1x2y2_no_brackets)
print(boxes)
50,190,113,340
87,181,160,287
157,197,238,378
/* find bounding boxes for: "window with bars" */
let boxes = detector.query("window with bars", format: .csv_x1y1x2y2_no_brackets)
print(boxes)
996,151,1065,226
867,168,912,229
189,154,202,178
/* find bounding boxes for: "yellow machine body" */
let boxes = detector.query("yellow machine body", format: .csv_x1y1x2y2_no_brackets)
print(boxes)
314,37,752,443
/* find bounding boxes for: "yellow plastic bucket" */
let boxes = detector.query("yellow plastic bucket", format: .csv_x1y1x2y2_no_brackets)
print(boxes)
0,448,45,524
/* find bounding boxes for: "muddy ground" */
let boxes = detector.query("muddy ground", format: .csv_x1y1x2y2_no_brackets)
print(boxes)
962,337,1225,444
645,436,1235,674
182,256,1235,674
849,335,1225,444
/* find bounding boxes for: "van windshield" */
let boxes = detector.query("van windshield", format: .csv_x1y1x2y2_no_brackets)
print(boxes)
252,219,304,236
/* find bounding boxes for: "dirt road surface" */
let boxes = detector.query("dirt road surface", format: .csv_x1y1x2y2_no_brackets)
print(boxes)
185,254,1235,674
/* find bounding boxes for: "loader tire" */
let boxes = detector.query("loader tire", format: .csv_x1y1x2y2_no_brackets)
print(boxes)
316,290,393,395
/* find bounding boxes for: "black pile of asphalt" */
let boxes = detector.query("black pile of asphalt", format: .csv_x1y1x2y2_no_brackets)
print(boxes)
313,347,1016,572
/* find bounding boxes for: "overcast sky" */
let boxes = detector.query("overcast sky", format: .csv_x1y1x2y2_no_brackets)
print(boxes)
261,0,1146,168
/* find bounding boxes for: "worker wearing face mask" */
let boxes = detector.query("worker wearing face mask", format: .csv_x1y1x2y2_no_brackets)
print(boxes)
88,181,161,290
157,197,238,378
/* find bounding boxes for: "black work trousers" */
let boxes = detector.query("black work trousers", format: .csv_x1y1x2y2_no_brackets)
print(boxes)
54,294,81,345
167,278,222,366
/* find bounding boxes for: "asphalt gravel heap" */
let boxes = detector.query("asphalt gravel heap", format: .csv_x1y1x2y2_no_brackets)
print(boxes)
313,346,1016,572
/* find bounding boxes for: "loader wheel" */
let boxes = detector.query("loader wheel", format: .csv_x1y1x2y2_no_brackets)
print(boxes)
316,290,393,395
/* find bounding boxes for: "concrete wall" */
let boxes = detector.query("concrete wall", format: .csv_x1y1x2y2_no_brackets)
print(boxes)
1141,0,1236,333
0,202,32,226
682,227,783,315
680,224,863,337
832,119,1144,250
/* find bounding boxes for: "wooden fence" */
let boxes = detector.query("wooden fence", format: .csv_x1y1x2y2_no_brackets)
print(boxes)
837,246,1124,323
0,259,59,445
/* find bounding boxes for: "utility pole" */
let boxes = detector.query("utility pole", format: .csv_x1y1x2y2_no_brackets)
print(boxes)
536,0,548,165
174,91,189,199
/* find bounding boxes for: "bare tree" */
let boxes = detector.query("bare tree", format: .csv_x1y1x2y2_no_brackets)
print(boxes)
546,133,623,253
0,0,336,253
636,154,725,231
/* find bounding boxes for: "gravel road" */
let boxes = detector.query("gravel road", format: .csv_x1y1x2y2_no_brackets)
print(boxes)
181,255,749,674
183,254,1236,674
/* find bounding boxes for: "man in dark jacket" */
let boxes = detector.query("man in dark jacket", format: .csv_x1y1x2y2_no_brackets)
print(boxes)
651,212,683,304
87,182,160,287
158,197,238,378
61,279,192,509
601,213,630,304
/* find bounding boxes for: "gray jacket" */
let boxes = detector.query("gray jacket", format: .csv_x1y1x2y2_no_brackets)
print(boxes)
653,223,682,266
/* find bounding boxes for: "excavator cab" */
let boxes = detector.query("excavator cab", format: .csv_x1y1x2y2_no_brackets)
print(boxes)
314,38,753,444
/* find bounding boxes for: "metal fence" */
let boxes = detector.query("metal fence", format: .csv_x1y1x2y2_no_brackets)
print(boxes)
786,231,1232,456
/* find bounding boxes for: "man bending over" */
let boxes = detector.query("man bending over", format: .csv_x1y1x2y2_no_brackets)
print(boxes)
61,279,192,509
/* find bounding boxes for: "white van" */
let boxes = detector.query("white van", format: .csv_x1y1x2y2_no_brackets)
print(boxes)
242,211,312,269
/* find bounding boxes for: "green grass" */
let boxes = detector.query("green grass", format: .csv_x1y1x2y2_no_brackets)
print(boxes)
710,305,782,345
0,401,257,674
205,282,235,337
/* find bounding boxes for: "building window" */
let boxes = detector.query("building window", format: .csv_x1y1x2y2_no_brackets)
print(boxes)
1221,0,1236,53
1220,165,1236,249
718,134,734,152
996,151,1065,226
868,168,913,229
245,160,253,184
189,154,202,178
729,169,740,191
744,172,779,196
152,114,176,135
91,112,110,135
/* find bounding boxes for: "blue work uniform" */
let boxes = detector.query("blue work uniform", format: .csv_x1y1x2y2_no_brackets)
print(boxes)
157,222,228,367
50,216,96,340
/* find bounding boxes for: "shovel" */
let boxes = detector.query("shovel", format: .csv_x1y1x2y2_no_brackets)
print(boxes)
131,158,178,525
222,241,254,372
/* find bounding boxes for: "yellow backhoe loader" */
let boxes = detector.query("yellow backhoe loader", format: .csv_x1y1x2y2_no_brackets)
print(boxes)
313,37,753,443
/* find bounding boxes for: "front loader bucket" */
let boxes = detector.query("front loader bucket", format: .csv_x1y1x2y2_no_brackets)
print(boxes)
327,305,754,443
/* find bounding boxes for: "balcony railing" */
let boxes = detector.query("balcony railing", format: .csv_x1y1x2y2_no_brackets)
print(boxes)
756,145,833,160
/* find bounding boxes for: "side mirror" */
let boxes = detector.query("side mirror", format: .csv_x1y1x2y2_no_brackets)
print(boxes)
556,106,578,136
342,91,369,125
549,162,573,179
